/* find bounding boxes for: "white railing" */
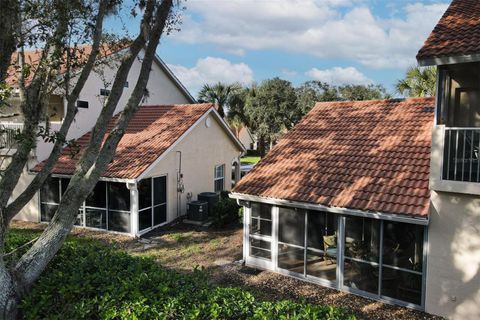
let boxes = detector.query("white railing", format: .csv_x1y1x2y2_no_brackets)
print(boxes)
443,128,480,182
0,122,24,150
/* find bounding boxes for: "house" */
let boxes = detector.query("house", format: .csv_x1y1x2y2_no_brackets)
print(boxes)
1,45,195,161
231,98,434,310
3,46,245,235
31,103,245,236
237,126,257,151
230,1,480,319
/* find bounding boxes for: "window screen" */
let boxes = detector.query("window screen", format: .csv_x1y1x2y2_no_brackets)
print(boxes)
107,182,130,211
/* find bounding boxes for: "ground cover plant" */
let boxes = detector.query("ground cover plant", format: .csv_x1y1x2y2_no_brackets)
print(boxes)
6,228,356,320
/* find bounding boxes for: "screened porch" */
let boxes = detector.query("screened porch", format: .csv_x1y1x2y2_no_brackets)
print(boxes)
245,202,427,309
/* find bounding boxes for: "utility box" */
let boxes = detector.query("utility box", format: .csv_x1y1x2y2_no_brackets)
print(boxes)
187,201,209,221
198,192,220,216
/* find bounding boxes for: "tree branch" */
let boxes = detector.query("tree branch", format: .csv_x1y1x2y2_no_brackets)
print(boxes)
4,0,110,222
13,0,175,290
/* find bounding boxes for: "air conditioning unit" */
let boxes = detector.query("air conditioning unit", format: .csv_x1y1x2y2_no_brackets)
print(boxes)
187,201,209,221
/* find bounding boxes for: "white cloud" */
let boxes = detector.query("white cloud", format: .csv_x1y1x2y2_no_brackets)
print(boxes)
168,57,254,94
174,1,448,68
306,66,372,85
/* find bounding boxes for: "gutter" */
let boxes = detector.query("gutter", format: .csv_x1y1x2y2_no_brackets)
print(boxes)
229,192,429,226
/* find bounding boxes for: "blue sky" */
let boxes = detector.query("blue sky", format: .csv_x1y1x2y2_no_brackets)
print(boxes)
107,0,449,96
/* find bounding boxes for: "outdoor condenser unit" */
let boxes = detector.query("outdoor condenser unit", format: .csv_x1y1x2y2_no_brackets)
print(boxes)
187,201,209,221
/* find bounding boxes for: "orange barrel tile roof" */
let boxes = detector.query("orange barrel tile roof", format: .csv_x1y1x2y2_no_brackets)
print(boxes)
233,98,435,218
32,103,213,179
417,0,480,62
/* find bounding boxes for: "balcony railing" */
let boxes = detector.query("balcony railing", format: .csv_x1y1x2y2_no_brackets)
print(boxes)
0,123,23,150
443,128,480,182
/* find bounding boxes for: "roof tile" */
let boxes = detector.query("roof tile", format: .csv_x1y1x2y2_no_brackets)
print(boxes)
33,104,212,179
233,98,434,218
417,0,480,61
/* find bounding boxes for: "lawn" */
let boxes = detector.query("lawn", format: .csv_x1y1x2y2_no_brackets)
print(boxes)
241,156,261,165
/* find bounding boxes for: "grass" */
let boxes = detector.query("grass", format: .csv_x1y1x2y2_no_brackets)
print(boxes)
241,156,261,165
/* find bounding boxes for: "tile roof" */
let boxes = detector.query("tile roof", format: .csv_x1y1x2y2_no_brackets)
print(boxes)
233,98,435,218
33,104,213,179
417,0,480,62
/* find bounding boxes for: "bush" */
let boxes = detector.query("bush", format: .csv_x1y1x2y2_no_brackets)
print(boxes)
211,192,242,227
6,230,356,320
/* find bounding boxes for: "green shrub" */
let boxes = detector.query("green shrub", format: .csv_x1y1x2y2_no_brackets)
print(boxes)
211,192,241,227
6,230,356,320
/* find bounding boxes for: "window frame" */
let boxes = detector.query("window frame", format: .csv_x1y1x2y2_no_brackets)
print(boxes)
138,174,168,234
214,164,225,193
244,201,428,310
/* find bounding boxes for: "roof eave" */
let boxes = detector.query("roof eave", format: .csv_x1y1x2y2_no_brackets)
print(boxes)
229,192,430,226
417,52,480,66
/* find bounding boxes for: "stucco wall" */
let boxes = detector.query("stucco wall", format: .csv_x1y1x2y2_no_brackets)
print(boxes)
3,156,40,222
238,127,254,151
35,51,192,162
426,190,480,319
144,112,242,223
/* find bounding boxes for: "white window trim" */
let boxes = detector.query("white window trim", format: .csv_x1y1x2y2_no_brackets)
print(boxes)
214,164,225,192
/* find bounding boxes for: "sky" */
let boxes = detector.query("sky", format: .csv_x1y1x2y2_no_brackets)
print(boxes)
107,0,449,97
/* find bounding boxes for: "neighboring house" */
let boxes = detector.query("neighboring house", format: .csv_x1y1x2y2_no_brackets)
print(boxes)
1,45,195,161
2,46,246,235
27,103,245,236
237,126,257,151
231,1,480,319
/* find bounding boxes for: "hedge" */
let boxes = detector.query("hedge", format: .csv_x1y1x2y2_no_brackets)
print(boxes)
5,229,356,320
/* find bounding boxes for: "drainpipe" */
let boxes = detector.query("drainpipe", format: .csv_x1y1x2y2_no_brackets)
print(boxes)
176,151,184,218
127,182,139,237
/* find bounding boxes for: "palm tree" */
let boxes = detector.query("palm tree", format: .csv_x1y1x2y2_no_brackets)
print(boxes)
396,66,437,97
197,82,242,118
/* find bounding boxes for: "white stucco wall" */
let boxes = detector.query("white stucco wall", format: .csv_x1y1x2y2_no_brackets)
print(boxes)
426,191,480,319
238,127,255,151
144,112,242,223
2,156,40,222
35,50,192,161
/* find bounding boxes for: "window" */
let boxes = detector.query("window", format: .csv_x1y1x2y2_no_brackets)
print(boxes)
40,177,83,225
100,88,110,96
138,176,167,232
76,100,89,109
214,164,225,192
380,222,424,305
343,216,380,294
244,202,427,307
47,94,65,122
249,203,272,260
278,207,305,273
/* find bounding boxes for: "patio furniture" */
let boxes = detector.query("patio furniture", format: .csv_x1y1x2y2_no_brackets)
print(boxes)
323,234,337,264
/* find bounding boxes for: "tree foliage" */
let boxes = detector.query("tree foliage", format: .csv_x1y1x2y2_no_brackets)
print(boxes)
396,66,437,97
0,1,182,318
225,79,391,155
197,82,242,118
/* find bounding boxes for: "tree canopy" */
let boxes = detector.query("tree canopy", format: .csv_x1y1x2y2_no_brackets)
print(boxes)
396,66,437,97
0,1,181,318
197,82,242,118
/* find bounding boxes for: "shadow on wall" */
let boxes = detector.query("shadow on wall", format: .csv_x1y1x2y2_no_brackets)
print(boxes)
429,191,480,319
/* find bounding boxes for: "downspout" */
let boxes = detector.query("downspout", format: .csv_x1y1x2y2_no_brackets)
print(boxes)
176,151,184,218
127,181,139,237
